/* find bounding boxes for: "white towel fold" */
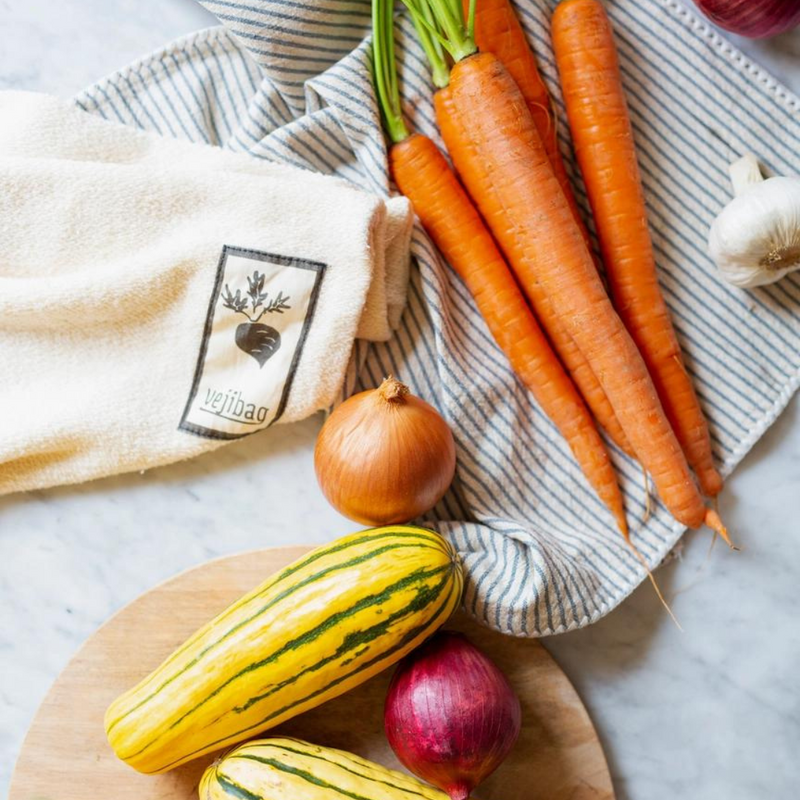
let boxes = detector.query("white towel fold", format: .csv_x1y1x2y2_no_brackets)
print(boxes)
0,91,412,495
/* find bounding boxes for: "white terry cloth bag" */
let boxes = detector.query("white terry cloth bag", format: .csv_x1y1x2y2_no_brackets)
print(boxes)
0,91,412,495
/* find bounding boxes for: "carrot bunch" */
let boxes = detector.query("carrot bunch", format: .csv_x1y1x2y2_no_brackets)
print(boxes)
372,0,627,535
372,0,729,548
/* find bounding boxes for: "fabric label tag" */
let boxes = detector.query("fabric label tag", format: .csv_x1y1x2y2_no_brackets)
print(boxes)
179,246,325,439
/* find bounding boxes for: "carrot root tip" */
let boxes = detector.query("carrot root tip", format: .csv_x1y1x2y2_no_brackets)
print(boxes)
704,508,736,550
628,538,681,630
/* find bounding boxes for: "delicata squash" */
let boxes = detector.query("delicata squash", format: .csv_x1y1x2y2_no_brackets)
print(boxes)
201,737,452,800
105,526,463,774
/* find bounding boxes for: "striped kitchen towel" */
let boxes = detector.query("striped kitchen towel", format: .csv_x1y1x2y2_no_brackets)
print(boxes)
76,0,800,636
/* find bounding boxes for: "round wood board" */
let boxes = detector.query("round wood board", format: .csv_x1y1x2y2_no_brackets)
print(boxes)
10,546,614,800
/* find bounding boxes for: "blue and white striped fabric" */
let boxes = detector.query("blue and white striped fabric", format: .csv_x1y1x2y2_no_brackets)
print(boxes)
75,0,800,636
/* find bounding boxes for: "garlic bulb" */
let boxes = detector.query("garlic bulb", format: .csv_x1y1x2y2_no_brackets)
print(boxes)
708,153,800,288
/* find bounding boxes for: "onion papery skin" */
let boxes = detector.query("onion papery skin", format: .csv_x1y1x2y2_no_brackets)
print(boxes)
314,379,456,526
384,631,521,800
693,0,800,38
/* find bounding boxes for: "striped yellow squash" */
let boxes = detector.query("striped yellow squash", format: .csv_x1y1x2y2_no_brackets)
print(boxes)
105,526,462,774
200,738,450,800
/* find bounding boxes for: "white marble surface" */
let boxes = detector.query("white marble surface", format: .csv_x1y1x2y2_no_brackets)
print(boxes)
1,2,799,798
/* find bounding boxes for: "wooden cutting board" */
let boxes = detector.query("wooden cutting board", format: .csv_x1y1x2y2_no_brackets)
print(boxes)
9,546,614,800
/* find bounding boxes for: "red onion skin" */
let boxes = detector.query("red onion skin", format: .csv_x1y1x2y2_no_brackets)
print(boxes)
384,632,521,800
693,0,800,38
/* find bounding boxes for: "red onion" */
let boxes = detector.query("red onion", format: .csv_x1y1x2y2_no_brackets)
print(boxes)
384,631,521,800
693,0,800,38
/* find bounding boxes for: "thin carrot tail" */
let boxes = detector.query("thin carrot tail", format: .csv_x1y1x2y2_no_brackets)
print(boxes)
704,508,736,550
628,537,681,630
629,468,679,628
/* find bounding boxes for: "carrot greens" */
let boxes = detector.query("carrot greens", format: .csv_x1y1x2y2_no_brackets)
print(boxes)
373,0,409,143
400,0,476,69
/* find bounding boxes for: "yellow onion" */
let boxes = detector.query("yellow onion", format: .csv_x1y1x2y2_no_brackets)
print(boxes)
314,377,456,525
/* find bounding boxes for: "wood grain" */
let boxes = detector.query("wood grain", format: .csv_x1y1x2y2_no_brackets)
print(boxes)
10,546,614,800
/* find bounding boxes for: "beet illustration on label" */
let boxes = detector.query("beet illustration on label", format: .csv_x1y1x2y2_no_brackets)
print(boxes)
221,271,291,368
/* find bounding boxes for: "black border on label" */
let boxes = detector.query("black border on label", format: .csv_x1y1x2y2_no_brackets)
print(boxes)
178,245,326,440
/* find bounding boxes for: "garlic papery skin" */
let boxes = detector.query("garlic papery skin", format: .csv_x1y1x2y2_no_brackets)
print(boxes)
708,153,800,289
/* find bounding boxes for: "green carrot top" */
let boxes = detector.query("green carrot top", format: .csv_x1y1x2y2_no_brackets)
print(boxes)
372,0,410,143
401,0,477,78
372,0,478,135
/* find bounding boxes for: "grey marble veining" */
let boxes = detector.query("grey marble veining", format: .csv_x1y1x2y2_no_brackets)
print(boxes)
1,2,799,799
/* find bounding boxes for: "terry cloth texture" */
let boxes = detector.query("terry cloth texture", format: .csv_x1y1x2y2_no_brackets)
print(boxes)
74,0,799,636
0,91,412,495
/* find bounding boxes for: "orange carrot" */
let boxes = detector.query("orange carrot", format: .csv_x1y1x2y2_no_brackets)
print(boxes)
391,133,627,535
462,0,631,456
467,0,589,251
434,50,727,540
551,0,723,497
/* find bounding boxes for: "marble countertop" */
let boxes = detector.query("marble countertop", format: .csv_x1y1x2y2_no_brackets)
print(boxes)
1,2,799,799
